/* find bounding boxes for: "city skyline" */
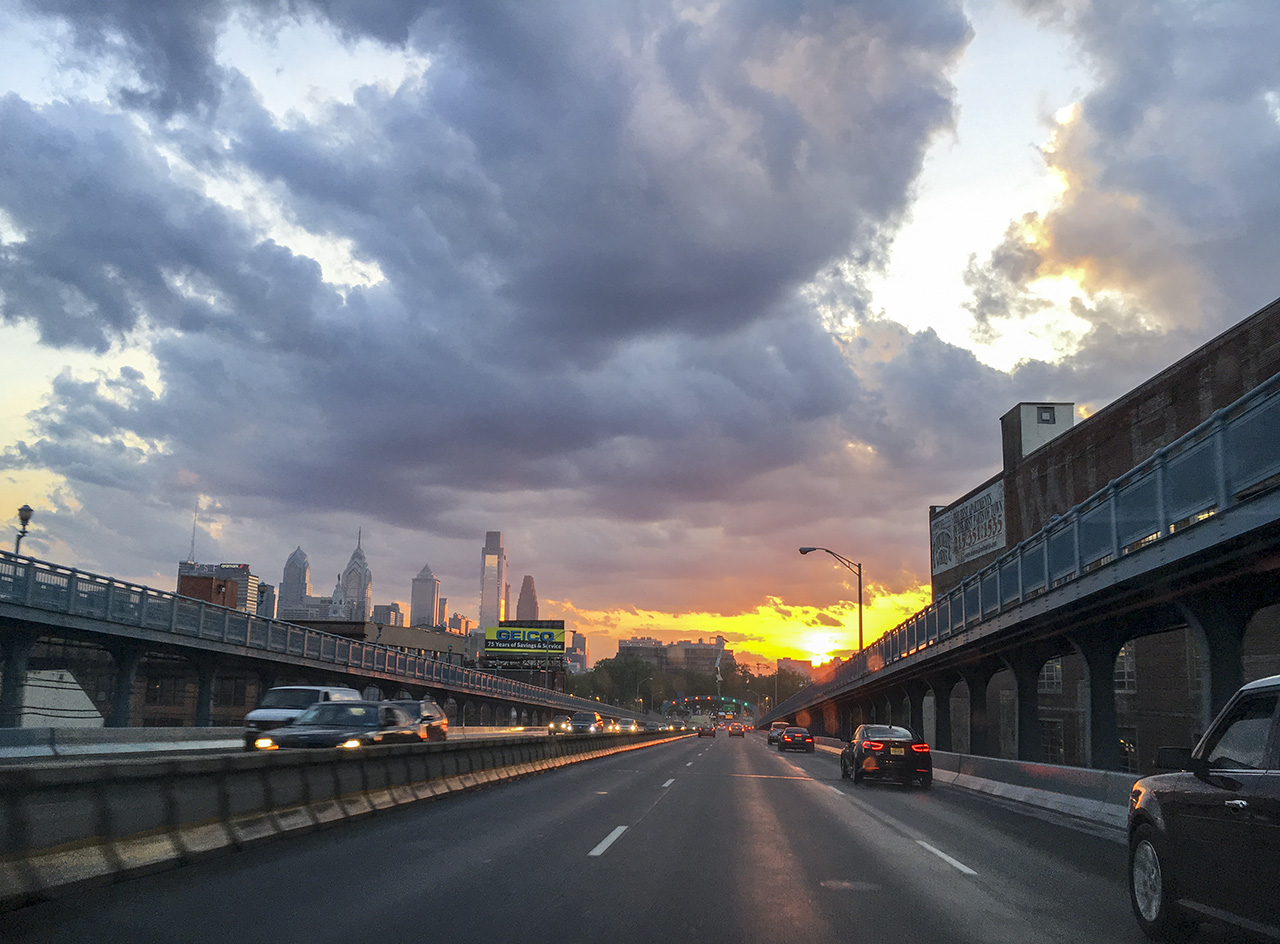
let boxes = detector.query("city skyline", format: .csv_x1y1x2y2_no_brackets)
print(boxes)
2,2,1278,668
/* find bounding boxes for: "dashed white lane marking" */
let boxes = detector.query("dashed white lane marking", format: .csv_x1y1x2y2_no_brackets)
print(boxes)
916,840,977,875
663,778,675,787
588,826,628,857
686,761,694,766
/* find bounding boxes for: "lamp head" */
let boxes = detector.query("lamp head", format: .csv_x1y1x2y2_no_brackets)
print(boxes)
798,547,816,554
17,505,33,527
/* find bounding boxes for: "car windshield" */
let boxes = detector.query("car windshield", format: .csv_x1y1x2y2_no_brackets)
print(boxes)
862,726,914,740
257,689,323,710
295,704,380,727
571,713,598,723
785,728,808,735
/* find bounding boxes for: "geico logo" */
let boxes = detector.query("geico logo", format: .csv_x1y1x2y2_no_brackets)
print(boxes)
494,629,557,642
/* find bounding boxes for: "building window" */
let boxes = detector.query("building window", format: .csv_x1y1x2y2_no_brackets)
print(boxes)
1041,718,1065,764
213,676,248,708
1038,657,1062,694
1114,643,1138,695
1038,406,1056,424
145,676,185,706
1118,726,1139,774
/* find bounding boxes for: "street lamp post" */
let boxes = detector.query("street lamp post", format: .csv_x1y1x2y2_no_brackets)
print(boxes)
800,546,863,651
14,505,33,555
636,676,653,713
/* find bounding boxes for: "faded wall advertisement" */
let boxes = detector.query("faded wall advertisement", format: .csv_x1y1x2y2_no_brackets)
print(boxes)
930,480,1006,576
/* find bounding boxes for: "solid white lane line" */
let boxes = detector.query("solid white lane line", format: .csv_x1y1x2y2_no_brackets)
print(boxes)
663,778,675,787
588,826,628,857
916,840,977,875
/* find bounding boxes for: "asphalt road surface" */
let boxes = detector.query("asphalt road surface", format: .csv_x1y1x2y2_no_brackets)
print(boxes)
0,731,1236,944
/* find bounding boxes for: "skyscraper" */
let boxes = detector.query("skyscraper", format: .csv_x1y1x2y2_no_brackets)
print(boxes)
332,533,373,621
516,575,539,620
411,563,441,628
478,531,506,630
280,547,311,610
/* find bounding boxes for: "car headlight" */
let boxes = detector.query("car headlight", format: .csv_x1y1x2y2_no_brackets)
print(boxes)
337,738,363,749
253,737,277,750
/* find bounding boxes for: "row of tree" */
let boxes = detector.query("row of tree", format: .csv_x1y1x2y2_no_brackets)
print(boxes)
567,655,813,715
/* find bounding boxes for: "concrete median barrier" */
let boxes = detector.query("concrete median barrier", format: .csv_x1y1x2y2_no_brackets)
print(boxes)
0,732,689,910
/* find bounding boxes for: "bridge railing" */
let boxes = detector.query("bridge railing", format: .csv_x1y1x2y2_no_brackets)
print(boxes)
0,555,624,717
776,368,1280,718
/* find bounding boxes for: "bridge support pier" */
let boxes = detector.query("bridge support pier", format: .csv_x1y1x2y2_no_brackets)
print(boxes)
1007,651,1052,762
1070,631,1127,771
927,674,957,751
903,681,929,741
959,661,1002,757
0,629,38,728
1178,586,1266,722
193,659,217,728
106,645,143,728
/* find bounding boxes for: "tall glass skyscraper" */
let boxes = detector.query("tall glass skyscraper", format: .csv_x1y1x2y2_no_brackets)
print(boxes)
478,531,506,630
411,563,441,628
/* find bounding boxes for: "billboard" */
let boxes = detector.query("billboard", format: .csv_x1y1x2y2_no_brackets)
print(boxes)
484,621,566,655
930,479,1006,576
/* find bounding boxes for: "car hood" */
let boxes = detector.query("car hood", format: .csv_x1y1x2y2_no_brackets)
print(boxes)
261,725,379,747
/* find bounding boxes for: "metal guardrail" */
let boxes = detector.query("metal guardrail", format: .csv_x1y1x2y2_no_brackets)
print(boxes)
0,556,629,718
773,369,1280,720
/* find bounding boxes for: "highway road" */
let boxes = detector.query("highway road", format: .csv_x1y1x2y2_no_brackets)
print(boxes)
0,731,1233,944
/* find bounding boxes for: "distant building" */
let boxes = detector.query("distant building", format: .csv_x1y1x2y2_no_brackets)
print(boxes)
256,582,276,620
372,603,404,627
411,563,441,627
448,612,475,634
277,547,335,621
616,636,736,678
329,534,373,621
479,532,506,629
437,597,447,628
778,658,814,679
516,575,539,620
177,561,260,614
567,632,588,673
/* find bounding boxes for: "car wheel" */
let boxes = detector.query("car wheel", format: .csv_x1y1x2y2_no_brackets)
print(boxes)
840,758,851,780
852,764,864,784
1129,824,1189,941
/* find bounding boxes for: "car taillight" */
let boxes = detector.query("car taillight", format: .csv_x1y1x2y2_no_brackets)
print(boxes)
804,737,813,742
862,740,883,750
911,743,930,753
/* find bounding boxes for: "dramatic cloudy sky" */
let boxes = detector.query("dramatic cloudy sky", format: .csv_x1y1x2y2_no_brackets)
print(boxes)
1,0,1277,667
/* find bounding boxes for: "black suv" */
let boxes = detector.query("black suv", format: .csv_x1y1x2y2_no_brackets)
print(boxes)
1127,672,1280,940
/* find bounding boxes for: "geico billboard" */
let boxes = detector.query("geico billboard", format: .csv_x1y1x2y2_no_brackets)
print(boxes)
484,626,566,654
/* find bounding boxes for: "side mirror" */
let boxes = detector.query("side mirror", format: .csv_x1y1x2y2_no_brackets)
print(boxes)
1154,746,1195,771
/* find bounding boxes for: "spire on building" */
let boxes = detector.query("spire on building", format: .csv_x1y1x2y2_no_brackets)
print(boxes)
516,575,539,620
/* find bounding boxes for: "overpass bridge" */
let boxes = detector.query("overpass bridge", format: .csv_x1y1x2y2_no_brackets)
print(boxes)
766,370,1280,770
0,558,626,730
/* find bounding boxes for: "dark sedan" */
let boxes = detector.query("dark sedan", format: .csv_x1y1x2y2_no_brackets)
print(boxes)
697,724,716,737
778,727,815,752
841,724,932,788
250,701,424,750
1127,673,1280,941
389,697,449,742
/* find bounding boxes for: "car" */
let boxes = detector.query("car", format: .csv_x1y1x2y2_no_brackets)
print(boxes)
249,701,424,750
548,714,573,735
388,696,449,742
644,721,663,732
841,724,932,787
697,724,716,737
728,723,744,737
604,718,622,734
568,710,606,733
1126,673,1280,942
242,685,363,750
778,726,815,752
767,721,789,744
617,718,641,734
